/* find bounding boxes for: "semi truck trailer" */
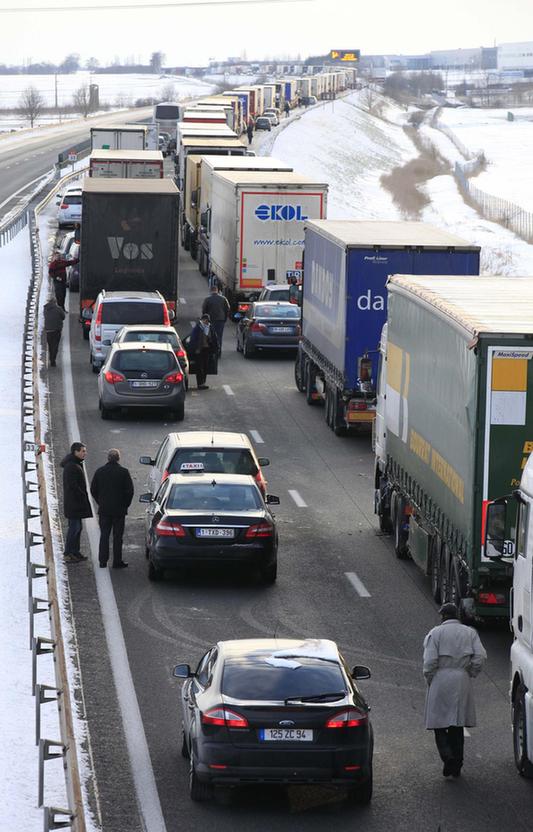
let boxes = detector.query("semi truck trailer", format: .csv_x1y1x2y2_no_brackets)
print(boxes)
90,125,147,150
88,149,164,179
374,275,533,622
296,221,480,431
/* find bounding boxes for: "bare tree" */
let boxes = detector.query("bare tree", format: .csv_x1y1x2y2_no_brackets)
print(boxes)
358,85,384,117
19,85,45,128
73,83,92,118
160,82,176,101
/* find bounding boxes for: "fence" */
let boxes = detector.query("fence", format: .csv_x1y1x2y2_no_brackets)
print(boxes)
0,169,57,248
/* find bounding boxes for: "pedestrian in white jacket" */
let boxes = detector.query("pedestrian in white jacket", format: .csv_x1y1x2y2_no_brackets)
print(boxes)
423,602,487,777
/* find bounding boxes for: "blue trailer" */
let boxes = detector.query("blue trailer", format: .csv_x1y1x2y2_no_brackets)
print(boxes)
295,220,480,433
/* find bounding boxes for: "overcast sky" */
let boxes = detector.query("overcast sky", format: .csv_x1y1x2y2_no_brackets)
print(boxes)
0,0,531,66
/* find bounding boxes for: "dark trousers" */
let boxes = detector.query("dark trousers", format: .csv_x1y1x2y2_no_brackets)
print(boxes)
65,517,83,556
54,281,66,310
434,727,464,769
212,320,225,354
98,514,125,566
196,349,210,386
46,330,61,364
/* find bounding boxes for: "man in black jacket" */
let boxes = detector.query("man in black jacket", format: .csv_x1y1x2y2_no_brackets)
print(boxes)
61,442,92,563
90,448,134,569
43,296,65,367
201,285,230,356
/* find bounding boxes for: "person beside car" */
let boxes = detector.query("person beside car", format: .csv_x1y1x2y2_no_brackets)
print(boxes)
61,442,92,563
90,448,134,569
43,295,65,367
189,314,218,390
201,285,230,356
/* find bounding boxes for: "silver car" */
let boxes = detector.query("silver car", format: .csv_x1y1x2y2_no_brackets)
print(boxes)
98,342,186,421
57,187,82,228
113,324,190,387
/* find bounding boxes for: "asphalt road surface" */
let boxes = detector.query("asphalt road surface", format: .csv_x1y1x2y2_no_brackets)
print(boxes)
44,238,533,832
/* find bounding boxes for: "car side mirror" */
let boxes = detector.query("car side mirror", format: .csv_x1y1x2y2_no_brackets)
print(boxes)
266,494,280,505
139,456,154,465
139,492,153,503
168,309,175,321
173,663,192,679
102,339,112,346
352,665,371,680
483,497,514,558
233,312,242,320
258,457,270,467
82,308,93,320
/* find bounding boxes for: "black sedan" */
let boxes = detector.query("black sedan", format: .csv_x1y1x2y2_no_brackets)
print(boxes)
140,472,279,583
236,301,301,358
173,638,373,803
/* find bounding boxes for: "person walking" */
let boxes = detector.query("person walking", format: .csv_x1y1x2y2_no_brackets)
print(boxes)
246,119,254,145
202,284,230,356
90,449,134,569
61,442,92,563
48,254,76,311
43,295,65,367
189,313,218,390
284,101,290,118
423,602,487,777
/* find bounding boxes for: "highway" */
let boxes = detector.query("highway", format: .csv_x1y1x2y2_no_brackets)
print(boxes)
43,240,532,832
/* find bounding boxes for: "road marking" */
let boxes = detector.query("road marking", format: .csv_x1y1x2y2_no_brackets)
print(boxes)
464,728,471,737
189,320,196,329
223,384,234,396
345,572,371,598
59,308,167,831
179,296,187,304
249,429,264,443
288,489,307,507
0,168,53,211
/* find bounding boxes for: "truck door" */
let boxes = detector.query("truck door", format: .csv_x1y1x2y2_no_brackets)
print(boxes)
513,498,533,647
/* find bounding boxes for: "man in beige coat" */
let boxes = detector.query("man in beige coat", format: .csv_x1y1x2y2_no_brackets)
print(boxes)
423,602,487,777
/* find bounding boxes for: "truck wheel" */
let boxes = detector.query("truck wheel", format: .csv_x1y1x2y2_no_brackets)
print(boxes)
393,496,409,559
378,488,393,533
198,247,205,275
449,560,462,608
294,355,304,392
513,685,533,778
325,387,332,426
190,236,198,261
182,225,190,251
305,362,316,405
439,545,451,602
430,538,441,604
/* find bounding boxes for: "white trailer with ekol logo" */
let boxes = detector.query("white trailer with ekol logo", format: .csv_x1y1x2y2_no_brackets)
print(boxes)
205,170,328,310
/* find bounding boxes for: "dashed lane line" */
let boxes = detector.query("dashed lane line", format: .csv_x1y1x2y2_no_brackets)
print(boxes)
223,384,235,396
179,297,187,304
288,489,307,508
345,571,371,598
249,429,264,444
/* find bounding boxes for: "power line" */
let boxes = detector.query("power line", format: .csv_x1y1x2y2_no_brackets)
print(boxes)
0,0,313,12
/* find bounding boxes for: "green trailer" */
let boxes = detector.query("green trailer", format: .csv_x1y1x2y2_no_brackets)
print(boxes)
374,275,533,620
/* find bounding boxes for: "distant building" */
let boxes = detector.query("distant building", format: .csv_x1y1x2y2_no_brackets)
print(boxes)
430,47,481,69
498,41,533,70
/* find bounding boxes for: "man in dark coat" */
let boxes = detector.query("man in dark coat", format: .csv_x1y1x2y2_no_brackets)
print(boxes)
201,285,230,356
90,449,134,569
246,119,254,145
43,296,65,367
49,255,75,311
61,442,92,563
189,313,218,390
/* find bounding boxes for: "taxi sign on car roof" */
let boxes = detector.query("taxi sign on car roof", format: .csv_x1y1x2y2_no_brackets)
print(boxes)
180,462,204,471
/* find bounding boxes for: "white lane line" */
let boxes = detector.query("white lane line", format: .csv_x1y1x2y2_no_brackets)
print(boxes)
345,572,371,598
249,429,264,443
179,296,187,304
61,313,167,831
223,384,234,396
288,489,307,508
189,320,196,328
464,728,471,737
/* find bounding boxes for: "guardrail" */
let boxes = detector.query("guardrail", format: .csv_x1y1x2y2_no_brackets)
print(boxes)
0,169,57,248
19,184,89,830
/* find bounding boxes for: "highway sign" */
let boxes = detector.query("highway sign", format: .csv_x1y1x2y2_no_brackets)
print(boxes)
330,50,360,63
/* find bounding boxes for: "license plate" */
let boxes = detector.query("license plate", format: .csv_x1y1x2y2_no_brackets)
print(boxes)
260,728,313,741
270,327,292,334
196,528,235,538
130,380,158,388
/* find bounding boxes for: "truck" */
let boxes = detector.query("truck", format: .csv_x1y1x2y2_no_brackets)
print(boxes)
223,90,250,124
203,170,328,308
263,85,277,110
79,179,179,332
236,86,264,117
88,149,164,179
295,221,480,431
374,275,533,625
182,108,228,124
196,96,244,134
90,124,147,150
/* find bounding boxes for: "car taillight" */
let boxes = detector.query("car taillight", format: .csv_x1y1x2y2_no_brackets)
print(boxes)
201,707,248,728
155,517,186,537
254,470,266,492
162,305,170,326
250,322,266,333
238,302,250,313
295,323,302,335
245,522,273,539
104,371,125,384
161,469,169,483
348,400,368,412
93,305,103,341
165,372,184,384
175,348,186,358
478,592,506,606
325,709,367,728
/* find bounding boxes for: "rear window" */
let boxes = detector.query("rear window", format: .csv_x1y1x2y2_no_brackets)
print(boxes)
265,289,289,301
222,658,346,701
102,301,164,325
124,331,178,346
255,304,300,319
113,350,175,376
169,448,257,476
64,195,82,205
167,482,262,511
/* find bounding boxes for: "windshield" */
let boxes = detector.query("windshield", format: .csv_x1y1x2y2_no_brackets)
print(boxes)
113,350,175,377
255,304,300,319
167,482,262,511
169,448,257,476
102,302,164,325
222,657,346,701
123,331,178,346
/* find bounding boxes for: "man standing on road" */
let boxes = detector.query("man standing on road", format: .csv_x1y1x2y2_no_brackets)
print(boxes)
90,448,134,569
189,313,218,390
48,254,74,311
423,602,487,778
61,442,92,563
43,295,65,367
202,284,230,356
284,101,290,118
246,119,254,145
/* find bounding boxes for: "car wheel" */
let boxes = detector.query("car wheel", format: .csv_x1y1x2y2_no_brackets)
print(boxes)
243,337,255,359
348,768,373,805
513,685,533,778
99,401,111,420
148,560,162,582
189,752,213,802
261,561,277,585
82,325,89,340
181,730,190,759
90,353,99,373
170,402,185,421
236,332,242,352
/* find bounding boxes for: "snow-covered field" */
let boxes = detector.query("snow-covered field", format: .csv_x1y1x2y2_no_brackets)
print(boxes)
437,107,533,212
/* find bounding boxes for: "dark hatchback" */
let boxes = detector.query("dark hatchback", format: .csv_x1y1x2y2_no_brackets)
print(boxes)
236,301,301,357
141,472,279,583
174,638,373,803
